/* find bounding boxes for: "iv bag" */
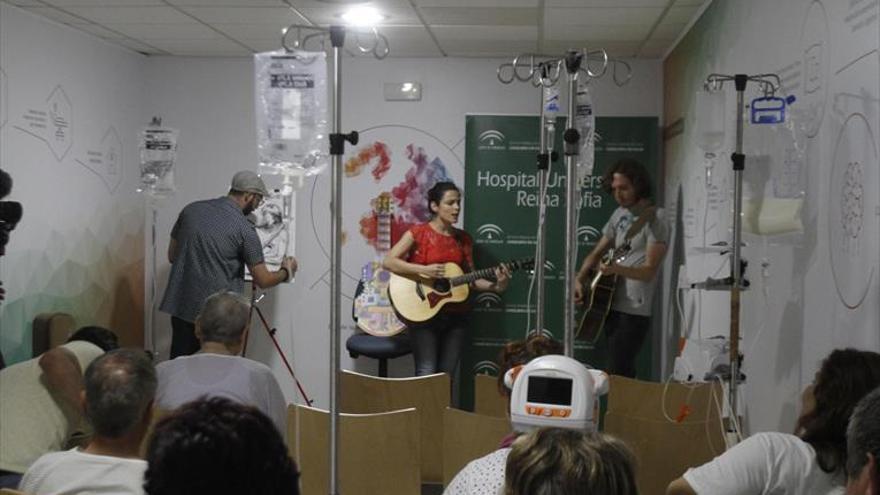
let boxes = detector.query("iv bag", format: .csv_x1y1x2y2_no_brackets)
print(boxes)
255,49,328,177
574,78,595,177
695,88,726,153
139,127,178,197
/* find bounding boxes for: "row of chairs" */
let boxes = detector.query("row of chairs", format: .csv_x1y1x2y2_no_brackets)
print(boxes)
285,371,725,495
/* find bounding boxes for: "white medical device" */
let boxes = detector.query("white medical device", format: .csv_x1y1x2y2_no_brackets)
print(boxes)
505,354,609,432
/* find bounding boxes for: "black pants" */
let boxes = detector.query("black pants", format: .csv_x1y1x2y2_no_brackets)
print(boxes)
170,316,200,358
605,311,651,378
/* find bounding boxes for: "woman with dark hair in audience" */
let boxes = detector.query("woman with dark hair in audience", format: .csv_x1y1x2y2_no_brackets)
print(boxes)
144,396,299,495
668,348,880,495
504,428,638,495
383,181,510,378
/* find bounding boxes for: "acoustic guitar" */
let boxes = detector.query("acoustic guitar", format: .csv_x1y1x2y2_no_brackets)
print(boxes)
388,258,534,325
352,193,407,337
576,245,630,342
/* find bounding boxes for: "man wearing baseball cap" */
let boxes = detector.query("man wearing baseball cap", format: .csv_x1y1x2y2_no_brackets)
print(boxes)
159,170,297,358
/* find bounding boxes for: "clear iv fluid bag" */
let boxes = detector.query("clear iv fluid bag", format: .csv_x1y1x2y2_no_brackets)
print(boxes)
574,79,595,175
254,50,329,177
696,88,726,153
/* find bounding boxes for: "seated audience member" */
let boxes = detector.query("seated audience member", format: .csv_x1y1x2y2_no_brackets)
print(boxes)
19,348,157,494
847,386,880,495
443,335,562,495
504,428,638,495
667,348,880,495
144,396,299,495
155,291,287,435
0,326,119,488
445,344,607,495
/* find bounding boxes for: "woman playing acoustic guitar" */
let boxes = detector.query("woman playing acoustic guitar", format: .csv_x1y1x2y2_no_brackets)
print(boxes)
383,181,511,377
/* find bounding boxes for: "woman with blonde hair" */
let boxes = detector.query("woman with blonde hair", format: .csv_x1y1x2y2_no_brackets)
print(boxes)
504,428,638,495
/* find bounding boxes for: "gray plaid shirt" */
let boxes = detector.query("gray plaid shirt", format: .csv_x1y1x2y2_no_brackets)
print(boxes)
160,196,264,322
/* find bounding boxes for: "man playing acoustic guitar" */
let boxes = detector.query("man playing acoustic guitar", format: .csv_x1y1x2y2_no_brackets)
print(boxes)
574,158,668,379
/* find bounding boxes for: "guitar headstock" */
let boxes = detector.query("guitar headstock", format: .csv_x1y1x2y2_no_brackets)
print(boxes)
372,192,393,215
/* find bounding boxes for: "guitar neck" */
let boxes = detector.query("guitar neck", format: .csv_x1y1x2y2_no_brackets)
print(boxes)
450,266,502,287
376,211,391,256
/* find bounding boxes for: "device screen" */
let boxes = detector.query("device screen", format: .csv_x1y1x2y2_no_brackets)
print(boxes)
526,376,573,405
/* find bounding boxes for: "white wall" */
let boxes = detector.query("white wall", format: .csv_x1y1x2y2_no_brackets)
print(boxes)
663,0,879,434
0,4,146,363
144,54,662,408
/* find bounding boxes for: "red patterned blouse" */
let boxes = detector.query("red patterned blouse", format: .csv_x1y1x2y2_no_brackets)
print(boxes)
406,223,474,271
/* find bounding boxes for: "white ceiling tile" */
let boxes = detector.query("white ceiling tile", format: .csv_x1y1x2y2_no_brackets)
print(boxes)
146,36,253,54
674,0,706,6
42,0,164,5
663,5,700,24
637,41,669,57
17,6,93,24
546,0,668,6
3,0,48,6
545,7,662,26
415,0,537,7
174,6,295,23
650,21,686,40
113,37,169,54
544,24,650,41
62,6,196,23
99,21,219,39
295,5,421,25
431,25,536,42
419,7,538,26
69,22,129,38
212,23,291,40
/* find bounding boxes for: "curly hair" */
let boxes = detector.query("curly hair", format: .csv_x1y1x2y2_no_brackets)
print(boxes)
601,158,653,200
144,397,299,495
496,334,564,397
504,428,638,495
795,348,880,474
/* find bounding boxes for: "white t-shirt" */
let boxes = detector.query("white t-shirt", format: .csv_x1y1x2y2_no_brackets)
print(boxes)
155,353,287,436
443,448,510,495
0,341,105,473
19,448,146,495
683,432,846,495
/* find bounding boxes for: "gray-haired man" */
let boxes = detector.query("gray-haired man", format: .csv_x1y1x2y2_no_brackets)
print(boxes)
847,386,880,495
160,170,297,358
155,291,287,437
20,349,156,495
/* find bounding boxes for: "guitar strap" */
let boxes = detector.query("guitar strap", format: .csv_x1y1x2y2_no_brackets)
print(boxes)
621,205,657,248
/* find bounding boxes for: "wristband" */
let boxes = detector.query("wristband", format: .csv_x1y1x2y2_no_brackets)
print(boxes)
279,266,290,282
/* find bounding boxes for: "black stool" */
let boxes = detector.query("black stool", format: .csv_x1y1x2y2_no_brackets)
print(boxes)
345,333,412,377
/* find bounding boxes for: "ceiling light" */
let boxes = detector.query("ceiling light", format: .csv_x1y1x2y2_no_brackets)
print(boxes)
341,6,385,27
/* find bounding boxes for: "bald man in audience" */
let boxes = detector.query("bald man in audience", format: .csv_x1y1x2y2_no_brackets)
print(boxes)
20,349,156,494
155,291,287,437
847,386,880,495
0,327,119,488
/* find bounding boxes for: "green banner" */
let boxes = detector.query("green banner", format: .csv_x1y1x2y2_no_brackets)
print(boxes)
461,115,659,410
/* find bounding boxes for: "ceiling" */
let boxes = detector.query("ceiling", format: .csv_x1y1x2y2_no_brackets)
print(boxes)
3,0,709,58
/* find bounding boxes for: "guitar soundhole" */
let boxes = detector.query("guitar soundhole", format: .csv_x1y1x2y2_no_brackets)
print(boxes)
433,279,451,293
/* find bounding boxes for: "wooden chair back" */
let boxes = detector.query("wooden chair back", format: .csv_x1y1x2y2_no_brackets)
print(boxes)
289,404,420,495
473,373,507,417
441,407,511,486
603,375,725,495
339,370,449,483
31,313,76,357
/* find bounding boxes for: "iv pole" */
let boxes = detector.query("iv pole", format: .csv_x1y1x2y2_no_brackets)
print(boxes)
281,23,387,495
702,72,780,440
497,52,626,352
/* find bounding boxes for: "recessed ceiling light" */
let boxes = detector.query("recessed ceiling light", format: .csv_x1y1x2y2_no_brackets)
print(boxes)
340,6,385,27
